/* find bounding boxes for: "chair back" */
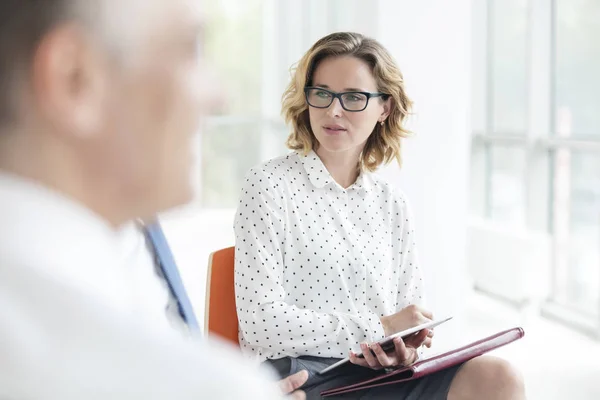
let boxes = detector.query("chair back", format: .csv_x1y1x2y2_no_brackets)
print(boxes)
205,246,239,346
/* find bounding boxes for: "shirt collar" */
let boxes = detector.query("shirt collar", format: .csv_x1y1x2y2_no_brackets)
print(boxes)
353,171,373,195
297,150,372,196
299,150,334,189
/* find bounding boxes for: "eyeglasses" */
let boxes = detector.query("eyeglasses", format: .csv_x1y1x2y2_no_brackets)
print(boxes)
304,87,388,112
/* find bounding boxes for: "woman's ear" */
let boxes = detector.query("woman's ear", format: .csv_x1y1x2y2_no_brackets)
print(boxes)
380,97,393,120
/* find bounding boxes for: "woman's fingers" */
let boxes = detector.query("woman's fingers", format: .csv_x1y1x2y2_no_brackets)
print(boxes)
360,342,381,369
349,351,369,367
393,337,423,366
371,343,394,368
392,337,414,366
351,329,432,371
404,328,429,349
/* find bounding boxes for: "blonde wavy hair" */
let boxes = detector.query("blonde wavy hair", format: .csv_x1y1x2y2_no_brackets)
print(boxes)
282,32,413,172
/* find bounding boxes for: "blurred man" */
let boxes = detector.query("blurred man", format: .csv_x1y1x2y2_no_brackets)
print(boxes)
0,0,304,398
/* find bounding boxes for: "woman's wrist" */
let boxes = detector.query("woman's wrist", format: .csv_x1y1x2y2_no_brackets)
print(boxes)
380,315,392,337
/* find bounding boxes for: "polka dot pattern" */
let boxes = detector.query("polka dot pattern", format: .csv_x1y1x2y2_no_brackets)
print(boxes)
233,150,424,362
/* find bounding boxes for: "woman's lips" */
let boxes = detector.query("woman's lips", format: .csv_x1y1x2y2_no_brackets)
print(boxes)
323,126,347,135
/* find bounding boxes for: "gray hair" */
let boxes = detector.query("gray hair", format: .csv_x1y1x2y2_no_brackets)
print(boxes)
0,1,121,128
0,1,75,126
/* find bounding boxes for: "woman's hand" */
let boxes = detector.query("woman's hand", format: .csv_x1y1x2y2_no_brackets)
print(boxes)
348,328,432,370
380,304,433,337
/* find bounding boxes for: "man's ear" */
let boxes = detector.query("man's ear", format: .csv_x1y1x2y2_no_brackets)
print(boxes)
32,24,108,138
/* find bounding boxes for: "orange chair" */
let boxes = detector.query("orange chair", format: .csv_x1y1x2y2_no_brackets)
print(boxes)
204,246,240,346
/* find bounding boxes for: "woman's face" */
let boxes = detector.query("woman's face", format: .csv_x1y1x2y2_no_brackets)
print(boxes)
307,55,391,157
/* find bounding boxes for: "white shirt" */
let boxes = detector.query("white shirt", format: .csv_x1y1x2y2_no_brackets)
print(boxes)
0,172,282,400
234,151,425,362
116,222,187,333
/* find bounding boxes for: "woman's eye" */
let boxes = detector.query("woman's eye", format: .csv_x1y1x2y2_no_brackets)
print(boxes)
344,93,367,102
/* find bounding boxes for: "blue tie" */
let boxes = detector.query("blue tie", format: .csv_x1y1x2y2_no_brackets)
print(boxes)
143,221,200,332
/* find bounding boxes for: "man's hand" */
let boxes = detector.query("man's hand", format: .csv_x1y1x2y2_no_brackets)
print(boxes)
278,370,308,399
349,328,430,370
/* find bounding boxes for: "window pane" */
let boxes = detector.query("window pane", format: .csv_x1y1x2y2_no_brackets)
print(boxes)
201,0,267,208
470,144,487,217
490,0,529,133
552,151,600,315
555,0,600,138
201,122,260,208
200,121,287,208
489,146,527,225
205,0,263,115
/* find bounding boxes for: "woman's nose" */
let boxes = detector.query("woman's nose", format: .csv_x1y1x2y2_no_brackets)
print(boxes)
326,97,344,117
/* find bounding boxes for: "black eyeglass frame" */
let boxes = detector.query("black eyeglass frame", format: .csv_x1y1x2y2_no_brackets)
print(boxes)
303,86,389,112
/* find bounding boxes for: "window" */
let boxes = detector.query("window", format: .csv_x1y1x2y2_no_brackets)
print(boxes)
472,0,600,335
549,0,600,321
489,146,527,225
551,151,600,316
554,0,600,139
489,0,529,134
201,0,276,208
482,0,531,226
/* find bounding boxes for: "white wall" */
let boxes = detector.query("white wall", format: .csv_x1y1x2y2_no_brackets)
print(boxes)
375,0,473,348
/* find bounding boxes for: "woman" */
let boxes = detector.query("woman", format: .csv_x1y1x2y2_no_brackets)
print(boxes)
234,32,525,400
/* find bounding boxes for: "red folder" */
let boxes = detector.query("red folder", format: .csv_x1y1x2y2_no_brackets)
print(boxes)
321,327,524,397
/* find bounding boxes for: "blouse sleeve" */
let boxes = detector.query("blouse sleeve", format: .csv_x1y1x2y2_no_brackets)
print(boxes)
394,195,426,311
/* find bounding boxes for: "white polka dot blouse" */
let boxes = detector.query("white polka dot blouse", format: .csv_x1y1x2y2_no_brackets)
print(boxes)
234,150,424,362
